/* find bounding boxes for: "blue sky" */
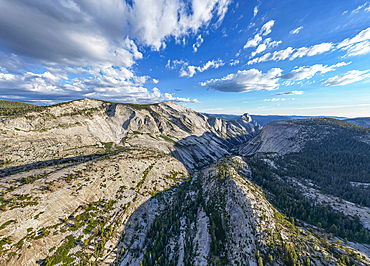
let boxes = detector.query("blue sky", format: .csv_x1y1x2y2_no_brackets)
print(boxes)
0,0,370,117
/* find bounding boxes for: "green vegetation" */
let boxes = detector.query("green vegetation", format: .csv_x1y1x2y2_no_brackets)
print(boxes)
159,134,176,144
44,235,77,265
101,142,114,152
275,123,370,207
0,100,45,116
138,178,201,266
0,194,38,211
0,220,14,230
136,163,155,188
294,117,370,133
245,157,370,244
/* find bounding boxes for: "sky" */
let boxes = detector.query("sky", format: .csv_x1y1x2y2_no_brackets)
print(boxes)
0,0,370,117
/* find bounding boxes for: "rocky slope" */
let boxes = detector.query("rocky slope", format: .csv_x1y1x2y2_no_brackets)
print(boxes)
1,101,370,266
237,118,369,156
114,156,370,266
0,148,188,265
0,99,260,170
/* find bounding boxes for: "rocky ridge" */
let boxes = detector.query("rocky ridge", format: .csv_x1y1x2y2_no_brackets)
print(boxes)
0,98,260,170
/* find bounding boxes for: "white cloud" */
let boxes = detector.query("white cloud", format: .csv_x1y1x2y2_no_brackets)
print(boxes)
271,47,295,61
247,53,271,65
248,42,334,65
244,34,262,49
277,90,304,95
323,70,370,86
351,3,368,13
251,38,282,57
280,62,350,80
0,64,199,103
229,59,240,66
164,93,200,103
290,26,303,35
338,27,370,48
253,6,259,17
263,98,281,102
201,68,282,93
193,35,204,53
343,41,370,56
282,80,295,86
179,59,225,77
260,20,275,36
126,0,232,50
290,43,333,59
166,59,187,69
338,27,370,56
366,7,370,12
0,73,16,81
0,0,232,103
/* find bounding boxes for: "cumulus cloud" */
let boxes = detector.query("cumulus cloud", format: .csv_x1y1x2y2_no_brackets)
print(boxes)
338,27,370,57
125,0,232,50
244,34,262,49
193,35,204,53
0,0,232,102
260,20,275,36
290,26,303,34
277,90,304,95
280,62,350,80
200,68,282,93
179,59,225,77
0,62,199,103
0,65,143,101
323,70,370,86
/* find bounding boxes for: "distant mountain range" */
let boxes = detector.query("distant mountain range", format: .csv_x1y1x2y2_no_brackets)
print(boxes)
203,112,370,127
344,117,370,128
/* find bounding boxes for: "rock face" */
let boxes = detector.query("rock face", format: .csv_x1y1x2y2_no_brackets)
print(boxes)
238,120,303,156
0,99,260,170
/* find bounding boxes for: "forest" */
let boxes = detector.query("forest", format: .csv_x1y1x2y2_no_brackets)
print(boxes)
0,100,45,116
276,119,370,207
245,157,370,244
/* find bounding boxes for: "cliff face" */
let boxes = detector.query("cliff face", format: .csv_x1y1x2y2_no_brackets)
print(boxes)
237,120,304,156
0,99,260,170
